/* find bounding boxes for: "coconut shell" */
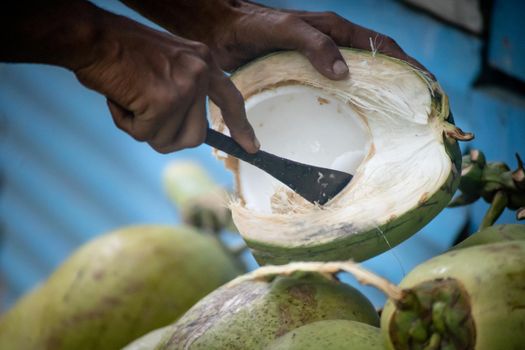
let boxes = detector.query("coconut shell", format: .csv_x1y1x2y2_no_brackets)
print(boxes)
156,270,380,349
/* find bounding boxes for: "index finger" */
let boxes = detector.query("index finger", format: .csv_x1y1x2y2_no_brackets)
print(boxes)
207,69,260,153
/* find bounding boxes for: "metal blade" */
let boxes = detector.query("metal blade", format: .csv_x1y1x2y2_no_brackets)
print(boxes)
205,128,352,205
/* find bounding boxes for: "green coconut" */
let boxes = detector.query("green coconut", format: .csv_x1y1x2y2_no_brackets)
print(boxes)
381,241,525,350
210,48,472,264
123,326,173,350
0,225,241,350
155,263,380,349
163,161,234,233
450,223,525,251
264,319,383,350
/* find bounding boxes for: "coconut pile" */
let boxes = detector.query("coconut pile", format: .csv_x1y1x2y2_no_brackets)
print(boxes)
3,47,524,350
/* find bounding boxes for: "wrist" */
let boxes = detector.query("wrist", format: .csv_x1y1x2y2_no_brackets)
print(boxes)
121,0,242,46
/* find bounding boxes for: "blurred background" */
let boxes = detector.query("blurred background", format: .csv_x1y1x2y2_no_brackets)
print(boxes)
1,0,524,310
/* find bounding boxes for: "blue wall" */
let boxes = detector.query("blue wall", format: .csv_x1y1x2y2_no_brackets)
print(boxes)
1,0,524,310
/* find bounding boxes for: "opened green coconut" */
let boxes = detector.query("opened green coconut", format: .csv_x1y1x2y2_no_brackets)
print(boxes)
155,263,380,349
0,225,241,350
381,241,525,350
264,319,382,350
210,49,472,264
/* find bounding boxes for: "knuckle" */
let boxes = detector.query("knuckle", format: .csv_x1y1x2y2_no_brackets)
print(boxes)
241,123,255,135
277,14,297,27
193,43,212,61
231,120,254,136
190,59,209,79
315,34,335,51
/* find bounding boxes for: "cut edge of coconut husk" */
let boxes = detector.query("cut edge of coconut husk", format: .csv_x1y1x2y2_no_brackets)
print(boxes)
230,260,404,301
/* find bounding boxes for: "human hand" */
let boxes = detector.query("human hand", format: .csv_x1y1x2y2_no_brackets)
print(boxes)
1,1,258,153
122,0,432,79
75,10,258,153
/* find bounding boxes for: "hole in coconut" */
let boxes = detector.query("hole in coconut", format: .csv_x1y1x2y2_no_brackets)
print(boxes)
239,85,372,214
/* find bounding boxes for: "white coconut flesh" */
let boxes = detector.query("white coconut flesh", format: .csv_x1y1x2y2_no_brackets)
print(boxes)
210,49,462,263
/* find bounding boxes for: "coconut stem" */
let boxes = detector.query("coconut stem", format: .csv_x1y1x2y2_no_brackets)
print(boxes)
448,192,479,207
228,241,248,256
239,261,404,301
443,124,474,141
480,190,508,229
517,207,525,221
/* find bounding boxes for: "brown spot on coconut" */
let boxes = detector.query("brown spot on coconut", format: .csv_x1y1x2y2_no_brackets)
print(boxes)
209,48,471,264
317,96,330,105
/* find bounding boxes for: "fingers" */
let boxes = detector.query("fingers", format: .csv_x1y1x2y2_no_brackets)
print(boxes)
149,92,208,153
208,68,259,154
108,98,167,143
146,56,208,153
274,15,349,80
192,43,259,153
300,12,434,79
146,110,187,153
169,93,208,151
107,99,133,134
106,44,258,154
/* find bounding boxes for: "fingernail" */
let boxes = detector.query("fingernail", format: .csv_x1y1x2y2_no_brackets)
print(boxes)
254,137,261,150
332,60,349,76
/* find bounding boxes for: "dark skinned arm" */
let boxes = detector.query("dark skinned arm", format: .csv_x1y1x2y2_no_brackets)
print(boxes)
0,0,259,154
120,0,431,78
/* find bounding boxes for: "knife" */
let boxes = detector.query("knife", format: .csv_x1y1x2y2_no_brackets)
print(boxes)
205,128,353,205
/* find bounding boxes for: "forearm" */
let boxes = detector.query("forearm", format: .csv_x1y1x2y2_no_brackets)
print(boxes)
120,0,241,46
0,1,108,70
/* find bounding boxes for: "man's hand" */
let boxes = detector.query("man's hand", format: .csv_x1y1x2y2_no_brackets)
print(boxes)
76,13,258,154
1,1,259,154
122,0,432,79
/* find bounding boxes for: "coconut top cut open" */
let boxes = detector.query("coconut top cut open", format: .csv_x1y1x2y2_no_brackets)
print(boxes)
210,49,470,265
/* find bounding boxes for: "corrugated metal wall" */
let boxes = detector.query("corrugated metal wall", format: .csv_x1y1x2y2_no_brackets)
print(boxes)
1,0,524,310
